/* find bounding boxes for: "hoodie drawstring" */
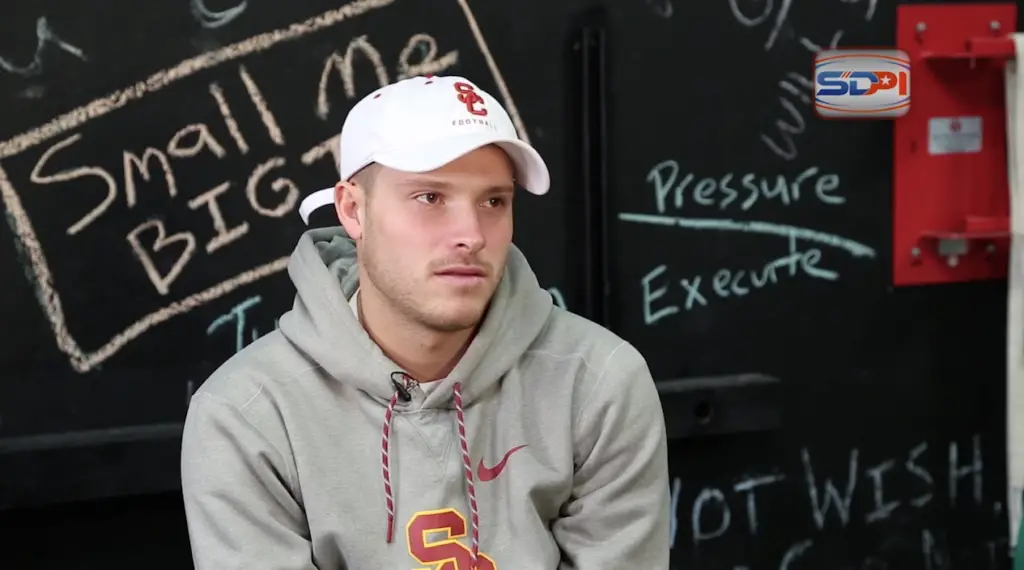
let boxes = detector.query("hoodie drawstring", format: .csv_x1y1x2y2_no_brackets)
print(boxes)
381,390,400,543
453,382,480,567
381,375,479,569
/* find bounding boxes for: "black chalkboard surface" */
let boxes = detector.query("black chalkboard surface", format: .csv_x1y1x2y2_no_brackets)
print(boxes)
0,0,1016,569
600,1,1012,569
0,0,575,508
605,1,891,378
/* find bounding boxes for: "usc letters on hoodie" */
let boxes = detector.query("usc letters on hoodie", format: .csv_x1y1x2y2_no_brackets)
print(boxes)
181,227,670,569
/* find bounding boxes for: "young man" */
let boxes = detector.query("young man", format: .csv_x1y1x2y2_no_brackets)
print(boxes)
181,75,670,569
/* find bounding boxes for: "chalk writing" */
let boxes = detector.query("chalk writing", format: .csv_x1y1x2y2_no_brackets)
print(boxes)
0,0,527,373
645,0,674,19
316,33,458,121
191,0,248,29
30,60,317,241
640,232,848,321
759,30,843,161
669,435,1005,570
0,17,87,77
728,0,875,161
206,295,270,353
620,213,874,257
548,287,567,310
621,208,874,322
647,160,844,213
37,35,454,295
727,0,792,51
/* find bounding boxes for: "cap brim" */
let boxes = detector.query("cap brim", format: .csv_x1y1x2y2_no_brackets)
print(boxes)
374,134,550,196
299,187,334,225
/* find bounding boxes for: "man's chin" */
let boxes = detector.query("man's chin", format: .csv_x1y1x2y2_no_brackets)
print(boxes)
420,303,488,333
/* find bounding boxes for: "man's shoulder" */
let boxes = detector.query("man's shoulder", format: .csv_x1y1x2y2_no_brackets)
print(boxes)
532,306,651,385
192,329,313,412
527,307,660,436
182,330,311,487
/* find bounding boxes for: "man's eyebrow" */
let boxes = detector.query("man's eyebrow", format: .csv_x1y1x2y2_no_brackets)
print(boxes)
394,178,453,190
394,179,515,193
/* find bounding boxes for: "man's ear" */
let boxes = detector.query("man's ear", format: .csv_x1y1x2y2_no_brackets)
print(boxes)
335,180,364,240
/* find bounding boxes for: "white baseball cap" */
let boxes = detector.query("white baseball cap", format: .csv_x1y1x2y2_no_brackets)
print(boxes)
298,75,550,224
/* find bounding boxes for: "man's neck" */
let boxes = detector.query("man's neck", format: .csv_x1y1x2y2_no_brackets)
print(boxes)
356,281,474,382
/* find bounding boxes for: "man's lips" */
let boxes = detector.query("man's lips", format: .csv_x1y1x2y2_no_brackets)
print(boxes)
435,265,487,277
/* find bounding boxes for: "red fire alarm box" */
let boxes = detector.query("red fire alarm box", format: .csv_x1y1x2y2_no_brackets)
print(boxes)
893,3,1017,287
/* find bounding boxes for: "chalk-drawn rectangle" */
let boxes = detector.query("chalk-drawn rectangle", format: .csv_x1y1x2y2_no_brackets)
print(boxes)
0,0,528,373
813,49,911,119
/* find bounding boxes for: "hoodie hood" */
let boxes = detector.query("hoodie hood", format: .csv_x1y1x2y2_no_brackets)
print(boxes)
279,226,553,408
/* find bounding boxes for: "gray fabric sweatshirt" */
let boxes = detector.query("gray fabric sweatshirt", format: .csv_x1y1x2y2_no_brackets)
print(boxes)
180,227,670,569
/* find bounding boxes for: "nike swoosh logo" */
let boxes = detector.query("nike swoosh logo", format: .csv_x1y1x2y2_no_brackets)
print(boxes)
477,444,528,482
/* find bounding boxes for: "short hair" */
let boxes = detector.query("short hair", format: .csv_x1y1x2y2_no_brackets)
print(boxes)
350,163,381,192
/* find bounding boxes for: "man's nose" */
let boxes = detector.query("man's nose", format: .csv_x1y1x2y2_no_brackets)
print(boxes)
449,206,486,253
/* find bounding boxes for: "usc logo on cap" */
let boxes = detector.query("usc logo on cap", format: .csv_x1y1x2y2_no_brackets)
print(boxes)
454,82,487,117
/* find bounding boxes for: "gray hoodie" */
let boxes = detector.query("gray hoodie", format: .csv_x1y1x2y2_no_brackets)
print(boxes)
181,227,670,569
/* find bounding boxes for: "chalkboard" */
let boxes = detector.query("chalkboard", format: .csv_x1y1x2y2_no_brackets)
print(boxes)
599,1,1013,568
667,426,1009,570
0,1,1016,569
0,0,576,508
605,0,892,376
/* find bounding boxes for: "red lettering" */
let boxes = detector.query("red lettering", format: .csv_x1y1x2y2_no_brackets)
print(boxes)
865,71,899,95
454,82,488,116
406,508,497,570
864,71,913,96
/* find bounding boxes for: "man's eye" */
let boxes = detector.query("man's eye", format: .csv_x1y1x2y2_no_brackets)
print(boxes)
416,193,440,204
487,197,506,207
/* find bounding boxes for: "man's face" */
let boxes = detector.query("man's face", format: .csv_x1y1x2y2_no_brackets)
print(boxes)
346,145,515,332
